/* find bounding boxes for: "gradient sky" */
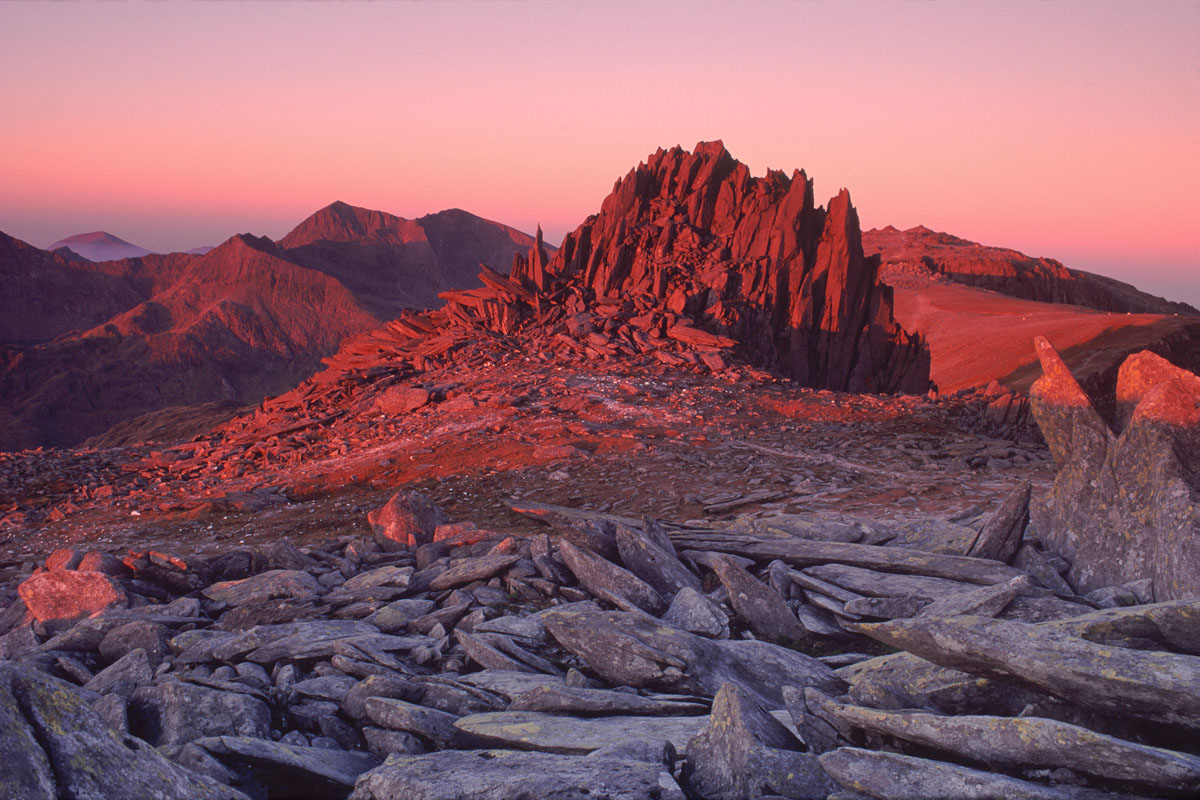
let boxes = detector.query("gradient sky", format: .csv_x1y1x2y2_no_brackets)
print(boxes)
2,1,1197,306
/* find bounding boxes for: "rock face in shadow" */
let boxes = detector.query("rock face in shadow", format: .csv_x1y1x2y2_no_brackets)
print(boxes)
1029,337,1200,600
514,141,930,393
0,663,245,800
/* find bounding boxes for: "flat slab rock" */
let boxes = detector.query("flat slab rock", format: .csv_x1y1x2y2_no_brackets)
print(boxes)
201,569,323,606
195,735,379,797
508,684,707,716
819,746,1134,800
453,709,794,755
349,749,685,800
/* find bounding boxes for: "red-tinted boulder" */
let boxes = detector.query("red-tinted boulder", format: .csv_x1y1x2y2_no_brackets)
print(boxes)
367,491,448,552
373,386,430,415
17,570,127,623
45,548,84,571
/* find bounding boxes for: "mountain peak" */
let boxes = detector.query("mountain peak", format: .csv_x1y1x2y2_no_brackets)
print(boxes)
279,202,421,248
48,231,152,261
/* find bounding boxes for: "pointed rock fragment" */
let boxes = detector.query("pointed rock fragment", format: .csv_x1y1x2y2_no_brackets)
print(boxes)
558,539,667,615
663,587,730,638
965,481,1030,562
710,555,810,645
806,689,1200,794
614,521,702,599
853,614,1200,733
684,682,835,800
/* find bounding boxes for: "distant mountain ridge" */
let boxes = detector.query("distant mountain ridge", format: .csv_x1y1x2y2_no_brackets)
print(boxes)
864,225,1197,316
0,204,544,450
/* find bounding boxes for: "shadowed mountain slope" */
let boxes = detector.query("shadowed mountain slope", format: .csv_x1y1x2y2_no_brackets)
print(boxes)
0,206,543,450
279,202,547,315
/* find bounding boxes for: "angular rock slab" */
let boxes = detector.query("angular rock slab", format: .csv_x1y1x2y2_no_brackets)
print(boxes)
558,539,666,615
196,735,379,799
820,747,1140,800
365,697,462,748
542,607,841,708
508,684,707,716
965,481,1030,563
1029,339,1200,600
685,683,834,800
1046,598,1200,655
427,553,520,591
368,490,447,552
457,669,566,701
916,574,1036,619
131,680,271,746
614,521,702,598
805,689,1200,794
1,664,245,800
202,569,323,606
710,554,810,645
834,650,1031,716
662,586,729,638
854,614,1200,732
350,749,684,800
0,676,55,800
668,530,1028,585
453,710,713,754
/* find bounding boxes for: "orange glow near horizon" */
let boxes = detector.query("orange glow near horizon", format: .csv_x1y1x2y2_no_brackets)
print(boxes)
1,1,1197,306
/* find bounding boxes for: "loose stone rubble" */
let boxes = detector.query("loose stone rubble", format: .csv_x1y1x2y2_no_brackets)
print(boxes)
2,466,1198,799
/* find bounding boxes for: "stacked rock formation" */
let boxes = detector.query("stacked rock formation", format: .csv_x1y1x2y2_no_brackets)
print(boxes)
513,141,931,394
1030,338,1200,601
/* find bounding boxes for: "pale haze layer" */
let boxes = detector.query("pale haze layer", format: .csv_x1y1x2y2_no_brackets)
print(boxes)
1,1,1196,307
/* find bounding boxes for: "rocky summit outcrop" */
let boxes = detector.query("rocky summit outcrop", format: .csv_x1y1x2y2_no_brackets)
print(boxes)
866,224,1199,316
1029,337,1200,600
513,141,930,393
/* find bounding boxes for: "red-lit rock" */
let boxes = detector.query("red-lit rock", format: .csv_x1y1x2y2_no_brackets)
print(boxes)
17,570,127,623
368,491,448,552
373,386,430,415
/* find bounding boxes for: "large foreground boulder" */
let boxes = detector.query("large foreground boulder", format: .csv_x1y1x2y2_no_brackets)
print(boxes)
0,663,245,800
1029,338,1200,600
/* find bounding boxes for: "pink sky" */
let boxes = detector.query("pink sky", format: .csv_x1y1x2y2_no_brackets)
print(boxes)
1,1,1197,306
